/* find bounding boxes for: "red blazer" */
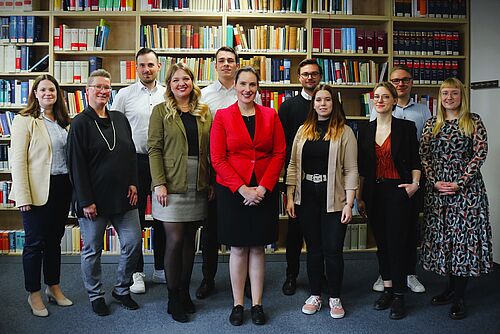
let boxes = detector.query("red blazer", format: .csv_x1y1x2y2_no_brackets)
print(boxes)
210,101,286,193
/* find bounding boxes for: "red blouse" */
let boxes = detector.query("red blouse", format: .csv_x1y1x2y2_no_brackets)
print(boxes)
375,134,400,179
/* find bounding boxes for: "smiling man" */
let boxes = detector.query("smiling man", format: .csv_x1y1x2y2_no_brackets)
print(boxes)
111,48,167,294
369,65,431,294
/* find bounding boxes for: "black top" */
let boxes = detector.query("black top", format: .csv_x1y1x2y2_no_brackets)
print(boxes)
302,120,330,174
67,106,138,217
242,114,255,140
180,111,199,157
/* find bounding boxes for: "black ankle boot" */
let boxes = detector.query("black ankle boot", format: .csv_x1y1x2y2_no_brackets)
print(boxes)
167,289,188,323
390,294,406,320
450,298,466,320
179,287,196,314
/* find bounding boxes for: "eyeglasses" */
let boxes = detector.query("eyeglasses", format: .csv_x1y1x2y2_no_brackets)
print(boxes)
300,72,321,79
89,85,112,92
390,78,412,85
373,94,393,101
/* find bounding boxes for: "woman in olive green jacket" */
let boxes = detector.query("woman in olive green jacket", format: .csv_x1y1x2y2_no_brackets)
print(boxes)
148,63,212,323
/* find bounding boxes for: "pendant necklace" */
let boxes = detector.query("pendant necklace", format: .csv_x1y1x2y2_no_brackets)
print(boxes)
94,119,116,151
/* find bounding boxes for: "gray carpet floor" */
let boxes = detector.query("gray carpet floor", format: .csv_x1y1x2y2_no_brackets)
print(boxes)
0,253,499,334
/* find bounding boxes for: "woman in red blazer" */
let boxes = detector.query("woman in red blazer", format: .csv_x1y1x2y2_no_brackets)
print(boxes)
210,67,286,326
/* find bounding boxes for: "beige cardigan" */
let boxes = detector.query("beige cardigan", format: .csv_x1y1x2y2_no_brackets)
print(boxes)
286,124,359,213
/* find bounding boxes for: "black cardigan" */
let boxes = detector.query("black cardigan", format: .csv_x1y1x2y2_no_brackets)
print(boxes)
358,117,421,207
67,106,138,217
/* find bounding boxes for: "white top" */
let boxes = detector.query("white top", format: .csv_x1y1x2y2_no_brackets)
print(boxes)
201,80,263,115
111,80,166,154
370,98,431,140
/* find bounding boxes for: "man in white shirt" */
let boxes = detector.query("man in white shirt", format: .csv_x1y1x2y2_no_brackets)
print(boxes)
111,48,167,294
370,65,431,294
196,46,262,299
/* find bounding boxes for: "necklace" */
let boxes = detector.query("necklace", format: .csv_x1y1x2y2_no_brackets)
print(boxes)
94,119,116,151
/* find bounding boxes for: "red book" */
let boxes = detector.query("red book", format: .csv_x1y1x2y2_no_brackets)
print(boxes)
356,29,365,53
312,28,321,52
145,195,152,215
333,28,342,53
126,60,132,82
364,30,374,54
322,28,332,53
120,0,126,10
193,32,199,49
376,31,386,54
419,0,427,16
278,93,285,109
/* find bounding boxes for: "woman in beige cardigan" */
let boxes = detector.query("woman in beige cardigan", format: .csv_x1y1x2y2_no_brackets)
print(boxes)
10,74,73,317
286,84,358,319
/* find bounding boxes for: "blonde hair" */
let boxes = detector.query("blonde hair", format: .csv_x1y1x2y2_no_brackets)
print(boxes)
433,77,473,137
163,62,209,122
299,85,345,141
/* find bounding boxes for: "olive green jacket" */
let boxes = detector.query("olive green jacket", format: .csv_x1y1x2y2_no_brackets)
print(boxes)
148,102,212,193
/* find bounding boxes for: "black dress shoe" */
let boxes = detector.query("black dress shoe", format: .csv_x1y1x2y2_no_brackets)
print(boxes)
374,291,394,310
229,305,244,326
282,276,297,296
431,289,455,305
196,279,215,299
112,291,139,310
180,288,196,314
450,298,466,320
168,289,188,323
251,305,266,325
389,294,406,320
91,298,110,316
245,279,252,299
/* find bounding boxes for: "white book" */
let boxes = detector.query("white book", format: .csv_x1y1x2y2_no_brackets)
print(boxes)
78,28,87,51
62,25,71,51
70,28,79,51
54,61,61,82
120,60,126,84
358,223,367,249
15,80,22,106
86,28,95,51
60,61,68,83
53,27,61,51
73,60,81,83
81,60,89,83
66,60,74,84
265,57,272,83
0,45,4,73
65,225,73,254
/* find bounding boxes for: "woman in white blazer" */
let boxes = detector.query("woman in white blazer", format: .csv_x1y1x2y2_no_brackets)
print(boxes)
10,75,73,317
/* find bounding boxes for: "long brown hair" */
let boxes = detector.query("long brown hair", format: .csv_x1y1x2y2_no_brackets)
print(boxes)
299,85,345,141
20,74,70,128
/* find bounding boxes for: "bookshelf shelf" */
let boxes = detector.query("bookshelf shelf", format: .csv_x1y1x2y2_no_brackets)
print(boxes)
313,53,389,58
393,55,466,59
227,13,307,19
237,51,308,56
54,50,136,55
0,170,11,174
53,12,138,18
392,17,468,24
0,72,49,76
0,106,24,110
311,14,390,22
139,12,224,18
347,116,370,121
0,207,17,211
0,42,50,47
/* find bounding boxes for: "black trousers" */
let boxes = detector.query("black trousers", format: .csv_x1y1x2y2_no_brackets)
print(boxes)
22,174,72,292
368,179,412,294
285,215,303,278
136,154,165,272
405,177,425,275
199,198,218,281
297,180,347,298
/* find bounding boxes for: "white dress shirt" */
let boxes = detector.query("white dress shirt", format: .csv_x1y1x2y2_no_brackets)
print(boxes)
201,80,263,115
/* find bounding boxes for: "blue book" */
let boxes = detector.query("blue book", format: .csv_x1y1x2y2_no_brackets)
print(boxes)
226,24,233,48
341,28,347,53
88,56,103,73
9,16,17,42
139,25,144,47
25,16,40,43
350,27,356,53
15,231,25,253
21,81,29,105
1,17,9,42
17,16,26,43
8,231,15,251
296,0,304,13
323,58,330,83
283,58,291,84
0,113,10,136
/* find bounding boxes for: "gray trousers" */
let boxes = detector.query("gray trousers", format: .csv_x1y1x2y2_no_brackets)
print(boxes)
79,209,142,301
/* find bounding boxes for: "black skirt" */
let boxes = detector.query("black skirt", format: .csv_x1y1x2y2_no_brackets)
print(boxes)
216,182,279,247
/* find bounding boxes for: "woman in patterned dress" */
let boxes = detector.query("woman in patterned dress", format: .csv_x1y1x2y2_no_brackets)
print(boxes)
420,77,492,320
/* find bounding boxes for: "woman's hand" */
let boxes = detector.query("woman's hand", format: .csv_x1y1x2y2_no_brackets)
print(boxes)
83,203,97,220
357,199,367,218
255,185,267,198
155,184,168,207
238,185,263,206
341,204,352,224
435,181,459,195
398,182,419,198
128,185,138,206
19,205,31,212
286,197,296,218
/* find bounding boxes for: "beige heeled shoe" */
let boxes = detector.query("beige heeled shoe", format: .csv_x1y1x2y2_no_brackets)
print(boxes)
45,287,73,307
28,294,49,317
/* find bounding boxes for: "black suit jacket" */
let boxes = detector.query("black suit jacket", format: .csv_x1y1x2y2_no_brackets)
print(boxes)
358,117,421,207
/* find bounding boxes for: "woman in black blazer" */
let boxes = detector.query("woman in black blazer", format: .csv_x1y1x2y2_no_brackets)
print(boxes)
357,82,421,320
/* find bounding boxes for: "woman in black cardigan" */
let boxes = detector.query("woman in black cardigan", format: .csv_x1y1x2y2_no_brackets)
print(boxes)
357,82,421,320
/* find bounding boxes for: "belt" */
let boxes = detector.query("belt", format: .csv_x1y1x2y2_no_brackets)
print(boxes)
375,178,400,184
304,173,327,183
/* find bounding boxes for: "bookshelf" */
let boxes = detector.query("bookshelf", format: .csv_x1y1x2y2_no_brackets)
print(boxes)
0,0,470,254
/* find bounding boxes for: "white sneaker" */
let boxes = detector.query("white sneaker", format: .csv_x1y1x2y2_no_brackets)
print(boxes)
130,272,146,294
407,275,425,293
302,295,322,315
152,269,167,284
372,275,384,292
329,298,345,319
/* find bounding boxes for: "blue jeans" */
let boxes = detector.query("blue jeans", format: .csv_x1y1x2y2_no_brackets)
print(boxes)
79,209,141,301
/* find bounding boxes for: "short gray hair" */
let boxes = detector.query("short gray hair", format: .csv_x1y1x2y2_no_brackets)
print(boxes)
87,69,111,86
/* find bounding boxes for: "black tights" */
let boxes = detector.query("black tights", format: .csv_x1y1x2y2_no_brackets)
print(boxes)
449,275,469,299
162,221,198,291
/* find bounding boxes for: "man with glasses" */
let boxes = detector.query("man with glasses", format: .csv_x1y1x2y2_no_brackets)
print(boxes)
278,58,322,296
196,46,262,299
68,69,142,316
111,48,167,294
369,64,431,294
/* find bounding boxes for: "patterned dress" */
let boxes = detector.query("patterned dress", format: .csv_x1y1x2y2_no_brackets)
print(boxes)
419,113,492,277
